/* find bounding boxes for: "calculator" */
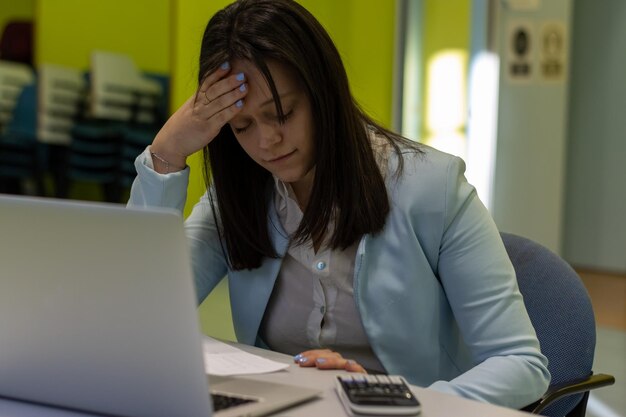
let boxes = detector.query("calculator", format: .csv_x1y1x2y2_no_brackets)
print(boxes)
335,374,421,416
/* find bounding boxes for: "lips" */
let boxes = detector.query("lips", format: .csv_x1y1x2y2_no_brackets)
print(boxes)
267,150,296,163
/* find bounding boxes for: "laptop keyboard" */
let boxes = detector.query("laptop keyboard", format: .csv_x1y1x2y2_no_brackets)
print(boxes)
211,393,258,411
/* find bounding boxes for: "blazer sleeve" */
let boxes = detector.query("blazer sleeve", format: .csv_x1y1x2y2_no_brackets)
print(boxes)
127,148,228,304
427,156,551,409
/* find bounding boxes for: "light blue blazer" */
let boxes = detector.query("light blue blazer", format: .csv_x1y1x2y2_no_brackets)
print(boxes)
129,145,550,409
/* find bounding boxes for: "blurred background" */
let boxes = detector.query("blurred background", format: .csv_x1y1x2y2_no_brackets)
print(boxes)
0,1,623,416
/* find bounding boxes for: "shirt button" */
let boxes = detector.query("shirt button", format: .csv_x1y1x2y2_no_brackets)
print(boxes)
316,261,326,271
320,306,325,314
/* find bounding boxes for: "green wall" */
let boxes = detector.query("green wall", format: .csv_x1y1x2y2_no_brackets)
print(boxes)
420,0,471,140
0,0,34,35
35,0,169,73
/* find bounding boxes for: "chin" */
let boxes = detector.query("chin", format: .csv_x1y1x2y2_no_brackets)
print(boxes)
266,162,315,186
271,167,309,184
273,173,303,184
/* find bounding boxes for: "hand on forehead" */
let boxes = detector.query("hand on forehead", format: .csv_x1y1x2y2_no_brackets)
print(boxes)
229,59,299,111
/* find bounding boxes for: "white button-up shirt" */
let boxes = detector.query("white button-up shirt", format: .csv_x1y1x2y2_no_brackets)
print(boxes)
259,176,386,373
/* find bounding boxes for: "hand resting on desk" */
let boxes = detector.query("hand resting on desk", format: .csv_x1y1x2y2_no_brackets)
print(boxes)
293,349,367,373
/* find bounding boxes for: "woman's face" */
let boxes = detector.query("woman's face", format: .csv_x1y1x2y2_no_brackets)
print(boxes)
228,59,316,194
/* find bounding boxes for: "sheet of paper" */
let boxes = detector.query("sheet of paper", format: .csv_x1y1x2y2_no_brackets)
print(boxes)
202,336,289,376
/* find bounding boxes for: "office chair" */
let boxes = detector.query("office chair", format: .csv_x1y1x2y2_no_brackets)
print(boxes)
500,232,615,417
37,64,87,197
0,83,46,195
35,64,122,201
0,60,34,130
67,51,166,202
0,21,34,66
90,50,163,124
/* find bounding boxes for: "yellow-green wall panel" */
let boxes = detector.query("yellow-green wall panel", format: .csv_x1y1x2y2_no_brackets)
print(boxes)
0,0,34,35
342,0,395,126
420,0,471,139
35,0,169,73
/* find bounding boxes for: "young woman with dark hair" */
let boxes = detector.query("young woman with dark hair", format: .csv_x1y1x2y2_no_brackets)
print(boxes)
128,0,550,409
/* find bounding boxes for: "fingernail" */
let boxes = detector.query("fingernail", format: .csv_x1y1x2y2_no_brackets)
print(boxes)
346,360,355,366
293,354,303,361
236,72,245,81
220,62,230,70
235,99,243,108
316,358,327,364
298,357,309,364
239,83,246,92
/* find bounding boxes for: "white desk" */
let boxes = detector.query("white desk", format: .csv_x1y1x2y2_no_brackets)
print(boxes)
0,342,533,417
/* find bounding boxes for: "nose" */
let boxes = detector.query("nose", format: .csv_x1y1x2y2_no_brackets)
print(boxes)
257,122,281,149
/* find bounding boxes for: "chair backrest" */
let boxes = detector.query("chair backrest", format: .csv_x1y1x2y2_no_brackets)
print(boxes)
0,60,35,131
89,50,162,123
5,82,38,140
37,64,87,145
500,233,596,417
0,83,41,183
0,21,34,66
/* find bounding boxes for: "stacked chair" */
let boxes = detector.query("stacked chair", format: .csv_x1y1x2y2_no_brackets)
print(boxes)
0,60,44,194
33,52,167,201
37,64,87,197
1,51,167,201
69,50,165,201
0,60,34,130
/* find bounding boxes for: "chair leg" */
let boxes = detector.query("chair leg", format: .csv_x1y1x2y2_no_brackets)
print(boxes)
34,174,46,196
103,182,122,203
0,178,22,194
48,145,70,198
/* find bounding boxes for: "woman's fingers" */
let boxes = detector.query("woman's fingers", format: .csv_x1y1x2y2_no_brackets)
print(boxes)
205,96,245,127
199,82,247,120
198,62,233,97
344,360,367,373
293,349,338,367
314,356,367,373
293,349,367,373
197,64,246,112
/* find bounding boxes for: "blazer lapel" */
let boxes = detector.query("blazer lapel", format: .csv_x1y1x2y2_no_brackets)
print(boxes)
227,202,289,344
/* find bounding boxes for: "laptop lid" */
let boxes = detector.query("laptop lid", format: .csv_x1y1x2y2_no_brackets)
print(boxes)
0,195,212,417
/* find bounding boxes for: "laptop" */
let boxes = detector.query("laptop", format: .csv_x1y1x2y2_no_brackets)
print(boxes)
0,195,320,417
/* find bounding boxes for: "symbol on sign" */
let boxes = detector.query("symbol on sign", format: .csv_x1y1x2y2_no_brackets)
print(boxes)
506,20,534,82
511,28,531,76
540,22,567,81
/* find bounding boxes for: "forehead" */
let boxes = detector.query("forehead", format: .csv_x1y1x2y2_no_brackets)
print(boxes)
231,59,301,103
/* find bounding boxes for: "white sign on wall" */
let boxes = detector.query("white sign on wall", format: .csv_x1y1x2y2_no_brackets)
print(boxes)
502,0,541,12
539,21,568,82
506,20,535,83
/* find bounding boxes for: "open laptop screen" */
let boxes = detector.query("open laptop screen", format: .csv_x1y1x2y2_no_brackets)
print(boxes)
0,196,212,417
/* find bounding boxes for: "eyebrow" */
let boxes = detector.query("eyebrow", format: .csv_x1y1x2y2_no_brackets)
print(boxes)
231,91,298,124
259,91,296,109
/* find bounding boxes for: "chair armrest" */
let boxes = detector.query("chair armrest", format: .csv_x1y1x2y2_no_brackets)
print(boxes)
531,373,615,414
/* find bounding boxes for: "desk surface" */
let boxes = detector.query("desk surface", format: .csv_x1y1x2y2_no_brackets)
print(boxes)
0,342,532,417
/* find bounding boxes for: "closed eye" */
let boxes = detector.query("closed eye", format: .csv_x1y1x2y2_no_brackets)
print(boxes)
276,109,294,124
231,107,295,135
233,124,251,134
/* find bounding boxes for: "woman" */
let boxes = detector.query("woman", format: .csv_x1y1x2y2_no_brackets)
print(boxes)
128,0,550,409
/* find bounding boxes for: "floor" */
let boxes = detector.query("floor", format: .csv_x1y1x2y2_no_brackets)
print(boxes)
578,271,626,417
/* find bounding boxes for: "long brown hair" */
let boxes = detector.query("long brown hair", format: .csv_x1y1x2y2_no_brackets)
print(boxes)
199,0,420,270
